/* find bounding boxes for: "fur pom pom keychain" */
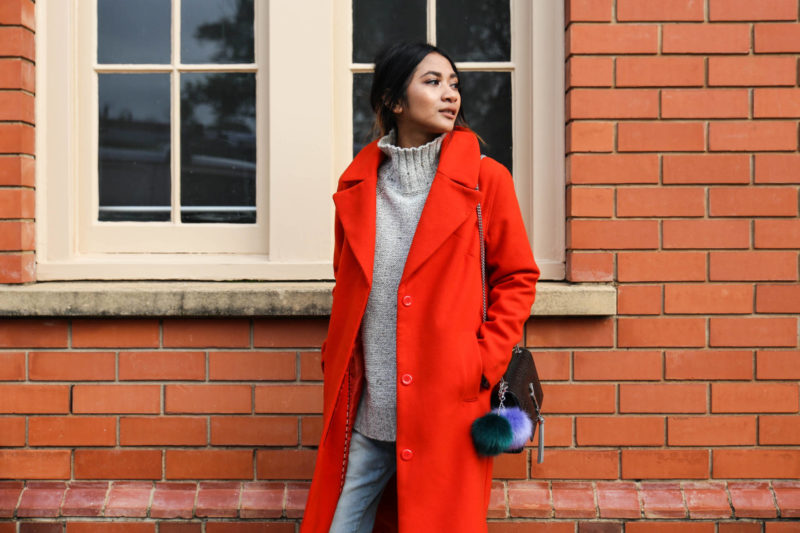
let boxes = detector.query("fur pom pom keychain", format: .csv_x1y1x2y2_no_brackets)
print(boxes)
471,405,533,456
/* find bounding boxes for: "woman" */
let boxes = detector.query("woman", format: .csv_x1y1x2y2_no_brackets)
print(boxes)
301,42,539,533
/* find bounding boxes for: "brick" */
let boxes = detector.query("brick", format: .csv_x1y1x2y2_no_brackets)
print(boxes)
772,480,800,518
159,525,202,533
29,416,116,446
253,318,328,348
196,481,240,518
0,451,70,479
0,26,34,59
72,385,161,414
640,483,686,518
568,154,659,184
211,416,298,446
766,524,800,533
166,384,252,414
756,23,800,52
756,154,800,183
712,382,798,413
710,252,798,281
119,351,205,381
0,59,34,92
206,524,294,533
627,522,714,533
663,23,751,53
617,187,705,217
74,450,161,480
618,285,661,315
256,449,316,480
577,416,664,446
299,351,323,381
0,123,34,154
0,417,24,446
710,0,798,21
618,318,706,348
728,481,778,518
755,89,800,118
66,524,155,533
120,417,207,446
663,219,750,249
566,0,613,22
618,122,705,152
254,385,324,414
719,524,764,533
567,252,614,282
61,481,109,517
567,89,658,119
578,524,622,533
0,253,35,284
29,352,116,381
710,317,798,347
539,416,574,446
682,481,732,518
527,317,614,348
665,350,753,380
488,481,506,519
662,89,749,119
619,0,703,20
0,155,34,186
567,24,658,54
663,154,750,184
540,384,615,414
665,284,753,314
493,451,528,479
596,481,640,518
617,57,704,87
668,415,756,445
0,220,35,251
163,318,250,348
551,482,595,518
622,450,709,479
568,219,658,249
760,416,800,445
568,187,614,217
0,319,68,348
619,252,706,282
567,122,614,153
72,319,160,348
209,351,296,381
301,416,323,446
19,524,63,533
758,284,800,312
0,351,24,380
17,481,66,517
166,450,253,480
150,482,196,519
567,56,614,87
0,92,33,123
710,121,798,151
755,220,800,249
508,481,551,517
620,383,707,413
106,481,152,517
0,385,70,414
710,56,797,87
757,350,800,379
574,350,662,380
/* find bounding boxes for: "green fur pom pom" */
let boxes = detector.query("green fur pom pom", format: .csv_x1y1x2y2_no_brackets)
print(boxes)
471,412,513,456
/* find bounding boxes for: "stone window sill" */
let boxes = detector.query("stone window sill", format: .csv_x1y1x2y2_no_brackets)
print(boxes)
0,281,616,317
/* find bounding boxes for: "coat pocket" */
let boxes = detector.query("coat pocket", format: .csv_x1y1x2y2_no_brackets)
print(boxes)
461,333,483,402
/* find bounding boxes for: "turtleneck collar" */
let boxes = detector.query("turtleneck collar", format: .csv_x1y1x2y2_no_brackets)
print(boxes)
377,130,444,194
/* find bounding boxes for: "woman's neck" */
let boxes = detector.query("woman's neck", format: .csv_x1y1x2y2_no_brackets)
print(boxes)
395,128,439,149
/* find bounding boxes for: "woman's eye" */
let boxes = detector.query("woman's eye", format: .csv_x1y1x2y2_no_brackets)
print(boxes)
426,79,440,86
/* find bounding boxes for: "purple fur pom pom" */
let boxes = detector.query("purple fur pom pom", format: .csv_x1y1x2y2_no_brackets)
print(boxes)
493,406,533,451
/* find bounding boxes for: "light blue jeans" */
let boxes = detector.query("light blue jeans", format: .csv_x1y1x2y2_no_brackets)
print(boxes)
329,430,397,533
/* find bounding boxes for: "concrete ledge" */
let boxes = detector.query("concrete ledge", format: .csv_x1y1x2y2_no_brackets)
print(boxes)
0,281,616,317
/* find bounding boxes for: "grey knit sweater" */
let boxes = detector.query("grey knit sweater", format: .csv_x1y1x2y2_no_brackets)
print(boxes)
354,131,444,441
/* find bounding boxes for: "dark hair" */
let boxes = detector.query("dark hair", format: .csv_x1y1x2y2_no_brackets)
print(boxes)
370,42,469,138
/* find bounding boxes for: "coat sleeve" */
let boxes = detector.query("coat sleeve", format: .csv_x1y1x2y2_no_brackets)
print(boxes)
477,158,540,388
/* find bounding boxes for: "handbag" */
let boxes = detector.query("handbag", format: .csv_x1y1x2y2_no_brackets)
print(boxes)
470,182,545,463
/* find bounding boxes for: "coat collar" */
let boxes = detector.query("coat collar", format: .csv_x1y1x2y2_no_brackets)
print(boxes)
333,127,482,284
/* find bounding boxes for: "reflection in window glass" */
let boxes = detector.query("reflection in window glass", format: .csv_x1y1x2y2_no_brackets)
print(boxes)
181,0,254,64
460,71,512,171
98,0,171,64
437,0,510,62
353,0,426,63
181,73,256,223
352,73,375,157
99,74,171,222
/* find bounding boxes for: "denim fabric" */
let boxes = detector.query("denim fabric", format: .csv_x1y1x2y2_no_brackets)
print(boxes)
329,430,397,533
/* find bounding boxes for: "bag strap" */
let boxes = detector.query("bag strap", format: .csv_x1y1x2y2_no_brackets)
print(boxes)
475,183,487,323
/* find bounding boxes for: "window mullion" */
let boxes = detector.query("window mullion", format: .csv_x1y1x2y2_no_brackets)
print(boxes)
427,0,436,44
171,0,181,225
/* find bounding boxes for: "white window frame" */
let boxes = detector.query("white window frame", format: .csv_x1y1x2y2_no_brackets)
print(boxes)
334,0,565,280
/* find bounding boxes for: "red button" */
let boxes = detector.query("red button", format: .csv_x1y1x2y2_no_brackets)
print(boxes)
401,448,413,461
402,295,413,307
401,373,413,385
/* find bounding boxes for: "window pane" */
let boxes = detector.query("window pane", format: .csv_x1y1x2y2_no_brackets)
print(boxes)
181,0,254,64
437,0,510,62
460,71,512,171
353,73,375,157
99,74,171,222
353,0,426,63
98,0,170,64
181,72,256,224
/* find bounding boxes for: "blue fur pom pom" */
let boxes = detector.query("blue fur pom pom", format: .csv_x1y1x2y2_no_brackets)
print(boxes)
471,412,513,456
496,406,533,450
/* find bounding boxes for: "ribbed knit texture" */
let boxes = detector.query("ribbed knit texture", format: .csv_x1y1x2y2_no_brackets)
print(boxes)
354,131,444,441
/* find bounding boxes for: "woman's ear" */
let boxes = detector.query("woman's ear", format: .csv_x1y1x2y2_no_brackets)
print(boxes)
391,102,403,114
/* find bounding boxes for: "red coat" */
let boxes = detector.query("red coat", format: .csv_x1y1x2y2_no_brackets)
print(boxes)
301,128,539,532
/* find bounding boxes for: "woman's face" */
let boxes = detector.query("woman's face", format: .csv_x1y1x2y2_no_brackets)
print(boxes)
392,52,461,148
